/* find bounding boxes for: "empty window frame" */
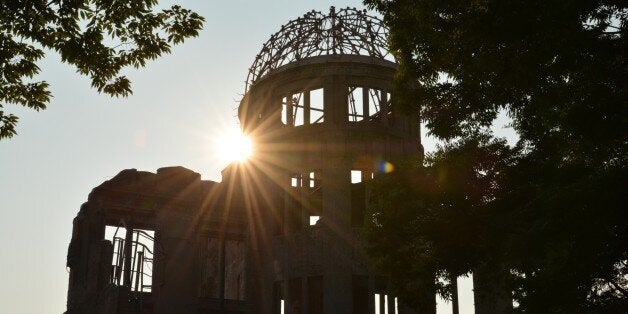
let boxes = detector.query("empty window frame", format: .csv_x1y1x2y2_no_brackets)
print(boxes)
348,87,365,122
310,88,324,124
224,239,246,300
351,169,375,184
309,171,320,188
291,173,302,187
348,87,391,122
291,171,320,188
199,237,221,298
282,88,325,126
368,89,390,120
306,171,322,226
282,93,304,126
105,225,154,293
309,215,321,226
351,170,363,184
290,171,322,227
199,237,247,300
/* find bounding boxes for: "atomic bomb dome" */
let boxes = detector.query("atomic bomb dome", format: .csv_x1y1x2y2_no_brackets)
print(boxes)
66,7,429,314
245,7,392,92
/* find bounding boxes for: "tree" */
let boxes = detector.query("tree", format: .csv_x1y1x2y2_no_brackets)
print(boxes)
364,0,627,312
0,0,204,139
365,134,515,310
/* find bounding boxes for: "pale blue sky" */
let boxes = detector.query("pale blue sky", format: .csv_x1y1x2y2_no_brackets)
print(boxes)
0,1,516,313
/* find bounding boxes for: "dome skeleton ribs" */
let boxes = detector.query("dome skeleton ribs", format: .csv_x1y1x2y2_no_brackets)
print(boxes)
245,7,392,93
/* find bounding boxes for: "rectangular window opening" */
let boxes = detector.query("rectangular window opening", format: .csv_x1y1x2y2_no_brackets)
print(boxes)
282,93,305,126
293,171,320,188
105,225,154,293
367,89,390,121
291,171,322,228
309,215,320,226
198,237,247,300
310,88,324,124
368,89,383,118
282,96,288,125
199,237,221,298
348,87,365,122
351,170,362,184
293,93,304,126
224,239,247,300
309,171,319,188
291,174,302,187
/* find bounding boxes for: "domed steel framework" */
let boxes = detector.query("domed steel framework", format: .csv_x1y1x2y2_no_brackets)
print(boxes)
245,7,391,92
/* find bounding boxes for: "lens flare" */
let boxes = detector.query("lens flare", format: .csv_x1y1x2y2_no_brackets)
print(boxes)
218,131,253,162
377,160,394,173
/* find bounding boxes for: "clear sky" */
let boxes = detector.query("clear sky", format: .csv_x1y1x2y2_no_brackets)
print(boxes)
0,1,518,313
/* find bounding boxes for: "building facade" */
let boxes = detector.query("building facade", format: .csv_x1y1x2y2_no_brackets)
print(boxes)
65,7,509,314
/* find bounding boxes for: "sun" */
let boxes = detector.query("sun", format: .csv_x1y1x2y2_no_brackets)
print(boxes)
218,130,253,162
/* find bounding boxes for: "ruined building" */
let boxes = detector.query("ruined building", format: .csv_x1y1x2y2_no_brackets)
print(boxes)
65,7,509,314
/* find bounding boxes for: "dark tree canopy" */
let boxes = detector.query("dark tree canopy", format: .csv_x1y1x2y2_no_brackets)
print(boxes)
364,0,627,312
0,0,204,139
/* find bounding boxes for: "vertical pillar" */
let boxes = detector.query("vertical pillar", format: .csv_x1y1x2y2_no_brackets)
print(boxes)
287,95,294,126
363,87,369,119
320,143,352,313
382,90,391,126
153,209,201,312
380,294,385,314
324,81,335,124
451,275,459,314
304,90,311,125
122,226,134,288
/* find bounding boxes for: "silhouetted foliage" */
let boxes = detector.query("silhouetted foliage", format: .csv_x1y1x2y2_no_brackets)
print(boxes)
364,0,627,312
0,0,204,139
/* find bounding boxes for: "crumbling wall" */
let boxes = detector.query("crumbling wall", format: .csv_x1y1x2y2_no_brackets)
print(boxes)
66,166,248,313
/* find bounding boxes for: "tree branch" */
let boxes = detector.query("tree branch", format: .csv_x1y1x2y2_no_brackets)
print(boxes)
607,278,628,297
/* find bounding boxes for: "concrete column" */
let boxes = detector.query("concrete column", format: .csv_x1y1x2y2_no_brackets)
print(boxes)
122,226,134,288
452,275,459,314
321,153,353,313
153,217,199,312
